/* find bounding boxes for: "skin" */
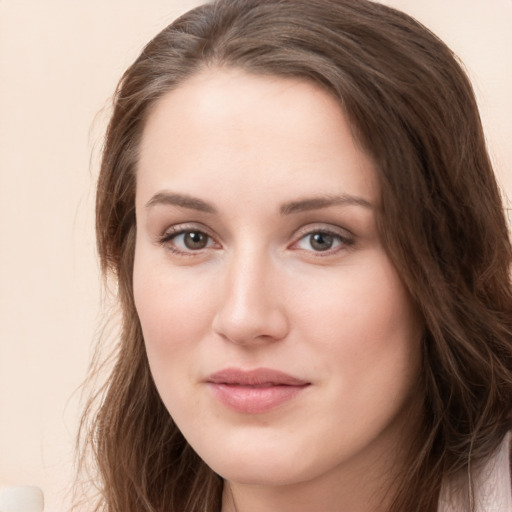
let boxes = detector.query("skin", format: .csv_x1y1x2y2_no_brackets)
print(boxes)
133,68,424,512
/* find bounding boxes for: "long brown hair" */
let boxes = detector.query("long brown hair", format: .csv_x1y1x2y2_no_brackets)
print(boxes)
78,1,512,510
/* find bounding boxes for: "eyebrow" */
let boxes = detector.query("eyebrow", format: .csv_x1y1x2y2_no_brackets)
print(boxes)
145,191,372,215
145,192,217,214
280,194,372,215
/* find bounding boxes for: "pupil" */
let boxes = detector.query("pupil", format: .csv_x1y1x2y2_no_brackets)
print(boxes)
310,233,333,251
184,231,207,249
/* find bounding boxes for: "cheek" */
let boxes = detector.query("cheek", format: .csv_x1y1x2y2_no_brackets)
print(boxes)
292,257,422,396
132,250,215,379
135,280,205,346
133,267,212,423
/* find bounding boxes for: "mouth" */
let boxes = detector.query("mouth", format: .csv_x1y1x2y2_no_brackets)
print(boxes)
205,367,311,414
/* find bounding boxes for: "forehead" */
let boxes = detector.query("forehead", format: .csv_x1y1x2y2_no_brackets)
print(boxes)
137,68,378,207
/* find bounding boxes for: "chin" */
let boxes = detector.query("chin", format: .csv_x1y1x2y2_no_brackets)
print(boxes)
193,435,329,487
213,458,312,487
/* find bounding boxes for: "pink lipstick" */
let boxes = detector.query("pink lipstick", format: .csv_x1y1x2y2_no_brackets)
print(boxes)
206,367,310,414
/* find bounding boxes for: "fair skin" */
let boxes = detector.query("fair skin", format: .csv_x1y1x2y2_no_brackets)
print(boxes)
133,68,424,512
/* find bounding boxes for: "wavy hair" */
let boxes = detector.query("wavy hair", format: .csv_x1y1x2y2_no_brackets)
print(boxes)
78,1,512,511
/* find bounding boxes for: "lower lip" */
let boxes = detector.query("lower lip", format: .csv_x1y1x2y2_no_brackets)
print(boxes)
208,383,308,414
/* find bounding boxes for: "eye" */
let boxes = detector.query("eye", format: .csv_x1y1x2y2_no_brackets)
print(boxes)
303,232,338,251
292,228,353,254
159,227,218,254
176,230,210,250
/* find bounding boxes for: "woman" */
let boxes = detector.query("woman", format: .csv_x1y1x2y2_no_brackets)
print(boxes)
78,0,512,511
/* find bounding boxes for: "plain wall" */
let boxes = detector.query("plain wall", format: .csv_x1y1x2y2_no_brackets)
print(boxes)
0,1,510,511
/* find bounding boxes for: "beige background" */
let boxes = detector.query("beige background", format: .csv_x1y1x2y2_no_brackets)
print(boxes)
0,1,510,511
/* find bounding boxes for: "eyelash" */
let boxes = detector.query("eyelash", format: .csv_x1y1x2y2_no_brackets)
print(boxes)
157,225,354,257
291,227,354,256
158,225,218,256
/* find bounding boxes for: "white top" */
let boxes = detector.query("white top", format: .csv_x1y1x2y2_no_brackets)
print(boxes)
439,432,512,512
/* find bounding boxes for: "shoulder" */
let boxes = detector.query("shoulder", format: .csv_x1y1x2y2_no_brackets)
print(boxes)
438,432,512,512
508,431,512,490
509,433,512,486
477,431,512,512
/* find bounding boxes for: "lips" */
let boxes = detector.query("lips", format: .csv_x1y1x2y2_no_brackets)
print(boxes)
206,367,310,414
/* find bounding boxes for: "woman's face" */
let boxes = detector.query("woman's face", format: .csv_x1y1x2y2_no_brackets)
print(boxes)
133,69,423,495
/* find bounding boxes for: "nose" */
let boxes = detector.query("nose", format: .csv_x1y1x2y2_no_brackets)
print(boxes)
212,250,289,346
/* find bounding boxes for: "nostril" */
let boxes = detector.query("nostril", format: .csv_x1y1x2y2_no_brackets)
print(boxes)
212,305,289,345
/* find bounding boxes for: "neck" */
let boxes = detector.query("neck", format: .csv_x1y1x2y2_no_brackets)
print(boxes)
221,434,410,512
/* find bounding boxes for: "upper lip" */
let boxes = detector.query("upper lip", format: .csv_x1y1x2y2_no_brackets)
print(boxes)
206,367,310,386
